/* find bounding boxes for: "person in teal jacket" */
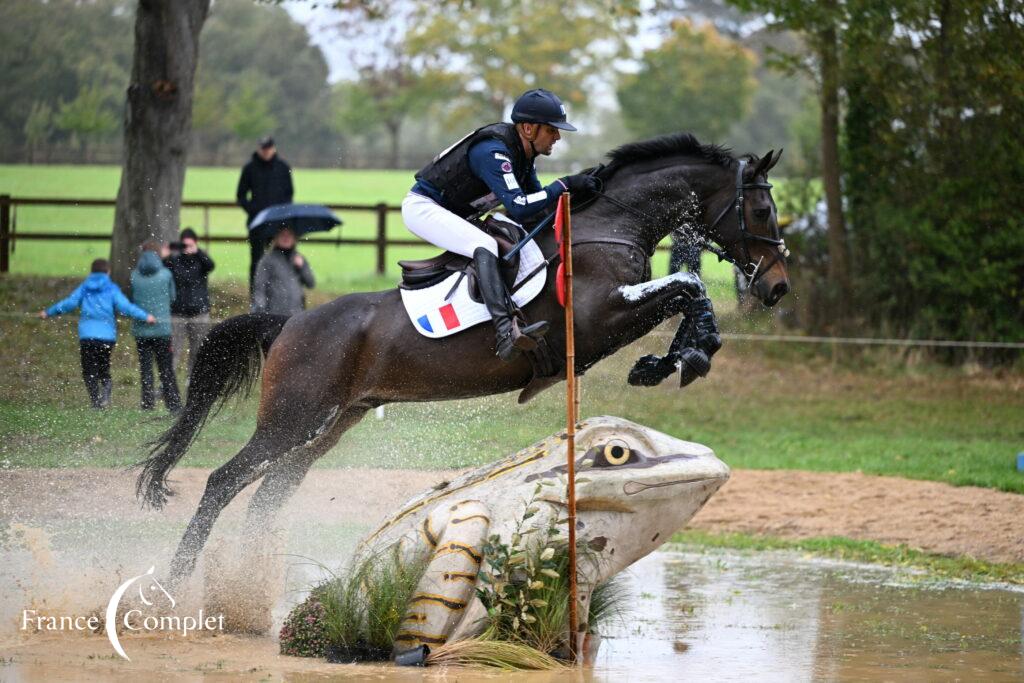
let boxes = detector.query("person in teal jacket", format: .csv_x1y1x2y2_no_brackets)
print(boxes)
39,258,155,409
130,244,182,413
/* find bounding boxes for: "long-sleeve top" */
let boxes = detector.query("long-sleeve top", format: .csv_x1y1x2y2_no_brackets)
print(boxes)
45,272,150,342
251,247,315,317
464,138,566,222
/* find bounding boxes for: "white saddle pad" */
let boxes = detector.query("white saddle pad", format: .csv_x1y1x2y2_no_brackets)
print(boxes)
400,238,547,338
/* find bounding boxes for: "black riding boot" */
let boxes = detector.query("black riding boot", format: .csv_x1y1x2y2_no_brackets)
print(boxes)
473,247,549,362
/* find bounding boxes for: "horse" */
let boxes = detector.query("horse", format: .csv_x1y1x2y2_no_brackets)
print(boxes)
137,132,790,586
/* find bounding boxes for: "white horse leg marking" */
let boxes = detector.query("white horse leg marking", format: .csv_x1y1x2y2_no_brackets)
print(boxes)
618,271,705,304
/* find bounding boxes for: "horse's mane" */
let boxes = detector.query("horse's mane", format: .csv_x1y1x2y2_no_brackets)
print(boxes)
605,132,736,170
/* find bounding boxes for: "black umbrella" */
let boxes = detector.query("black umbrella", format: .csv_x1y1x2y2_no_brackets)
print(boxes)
247,203,342,244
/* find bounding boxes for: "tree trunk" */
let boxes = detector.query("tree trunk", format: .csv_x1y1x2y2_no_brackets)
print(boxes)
386,120,401,169
109,0,210,286
818,20,850,324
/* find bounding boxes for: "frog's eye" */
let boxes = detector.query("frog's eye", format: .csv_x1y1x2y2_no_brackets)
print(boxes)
588,442,639,468
604,443,631,465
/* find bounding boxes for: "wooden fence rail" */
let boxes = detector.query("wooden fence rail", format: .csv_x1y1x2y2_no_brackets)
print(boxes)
0,193,680,276
0,194,406,275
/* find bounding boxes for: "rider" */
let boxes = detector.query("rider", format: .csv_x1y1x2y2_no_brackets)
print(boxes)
402,88,598,362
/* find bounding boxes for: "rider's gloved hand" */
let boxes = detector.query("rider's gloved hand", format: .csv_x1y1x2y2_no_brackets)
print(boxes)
558,173,599,194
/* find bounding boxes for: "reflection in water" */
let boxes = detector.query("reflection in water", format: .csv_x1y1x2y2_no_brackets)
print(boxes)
595,548,1024,682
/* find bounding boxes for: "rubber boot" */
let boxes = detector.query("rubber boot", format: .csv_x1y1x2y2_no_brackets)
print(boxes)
473,247,548,362
85,377,103,409
99,378,112,409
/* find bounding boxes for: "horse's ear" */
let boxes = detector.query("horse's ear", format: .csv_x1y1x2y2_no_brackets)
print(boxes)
766,148,783,173
751,150,775,178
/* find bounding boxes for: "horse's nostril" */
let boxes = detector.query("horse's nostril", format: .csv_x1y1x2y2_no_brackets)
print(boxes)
769,281,789,304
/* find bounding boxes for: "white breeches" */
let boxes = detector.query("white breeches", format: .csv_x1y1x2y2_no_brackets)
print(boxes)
401,192,498,258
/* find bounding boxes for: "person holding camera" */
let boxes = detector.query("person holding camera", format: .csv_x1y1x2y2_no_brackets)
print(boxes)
163,228,215,375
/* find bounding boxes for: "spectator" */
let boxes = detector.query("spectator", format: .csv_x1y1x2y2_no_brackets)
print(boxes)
236,135,293,296
38,258,155,409
131,241,182,414
252,227,315,317
164,227,215,374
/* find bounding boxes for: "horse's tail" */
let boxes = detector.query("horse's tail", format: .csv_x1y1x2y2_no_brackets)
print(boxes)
134,313,288,510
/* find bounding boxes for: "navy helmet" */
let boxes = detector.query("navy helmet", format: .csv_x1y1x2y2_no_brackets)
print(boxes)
511,89,578,131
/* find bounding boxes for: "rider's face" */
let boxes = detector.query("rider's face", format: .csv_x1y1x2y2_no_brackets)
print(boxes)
532,124,561,156
520,123,561,156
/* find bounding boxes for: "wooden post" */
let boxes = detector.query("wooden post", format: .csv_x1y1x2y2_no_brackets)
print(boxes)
0,194,10,273
202,205,211,251
562,193,580,663
375,203,387,275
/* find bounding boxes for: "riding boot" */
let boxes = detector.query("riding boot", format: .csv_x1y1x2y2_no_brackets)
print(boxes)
473,247,549,362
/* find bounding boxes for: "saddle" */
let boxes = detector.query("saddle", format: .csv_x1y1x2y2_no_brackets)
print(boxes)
398,216,525,299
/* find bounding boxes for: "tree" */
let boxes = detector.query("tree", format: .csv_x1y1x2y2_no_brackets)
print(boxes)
226,74,278,144
54,85,119,160
0,0,132,159
728,0,852,326
405,0,639,121
23,101,53,163
334,47,457,167
616,19,757,141
109,0,211,286
195,0,332,162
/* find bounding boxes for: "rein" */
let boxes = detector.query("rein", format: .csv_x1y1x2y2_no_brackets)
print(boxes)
580,159,789,287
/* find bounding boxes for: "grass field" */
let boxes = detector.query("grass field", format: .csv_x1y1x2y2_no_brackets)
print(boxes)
0,164,737,298
2,165,1022,499
2,274,1022,494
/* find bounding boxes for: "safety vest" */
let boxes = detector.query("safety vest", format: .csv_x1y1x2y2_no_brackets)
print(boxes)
415,122,535,218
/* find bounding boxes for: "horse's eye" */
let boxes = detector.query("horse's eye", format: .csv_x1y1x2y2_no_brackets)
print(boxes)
754,208,770,222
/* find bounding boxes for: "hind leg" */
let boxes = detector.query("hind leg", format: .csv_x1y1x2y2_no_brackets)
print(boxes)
167,404,355,587
242,406,370,538
166,431,280,588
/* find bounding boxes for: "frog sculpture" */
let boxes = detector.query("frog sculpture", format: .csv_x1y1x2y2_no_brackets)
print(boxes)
352,415,729,655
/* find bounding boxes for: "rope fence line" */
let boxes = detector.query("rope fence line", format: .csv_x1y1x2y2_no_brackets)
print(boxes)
652,329,1024,350
5,311,1020,350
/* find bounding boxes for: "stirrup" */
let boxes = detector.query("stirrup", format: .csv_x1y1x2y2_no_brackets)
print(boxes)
513,319,549,350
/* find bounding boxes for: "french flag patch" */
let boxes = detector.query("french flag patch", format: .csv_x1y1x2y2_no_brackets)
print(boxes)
417,303,461,333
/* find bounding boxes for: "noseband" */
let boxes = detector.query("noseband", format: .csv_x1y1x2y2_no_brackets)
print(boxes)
702,158,789,287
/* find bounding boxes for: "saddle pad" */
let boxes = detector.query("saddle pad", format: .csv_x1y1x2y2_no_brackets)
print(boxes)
400,239,547,338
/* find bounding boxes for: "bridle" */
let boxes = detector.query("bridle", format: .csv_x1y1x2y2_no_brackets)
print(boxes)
570,158,788,288
701,158,789,287
507,157,790,290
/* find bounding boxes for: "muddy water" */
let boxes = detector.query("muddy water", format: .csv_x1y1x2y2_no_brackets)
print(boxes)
3,545,1022,682
598,548,1024,681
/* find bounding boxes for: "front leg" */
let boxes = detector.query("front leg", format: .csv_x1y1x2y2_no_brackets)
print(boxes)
393,500,490,660
612,272,721,387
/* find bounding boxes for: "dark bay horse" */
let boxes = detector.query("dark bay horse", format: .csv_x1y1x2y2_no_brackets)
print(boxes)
138,133,790,585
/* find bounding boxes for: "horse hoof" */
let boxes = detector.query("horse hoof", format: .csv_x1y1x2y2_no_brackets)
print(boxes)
628,354,677,387
678,348,711,388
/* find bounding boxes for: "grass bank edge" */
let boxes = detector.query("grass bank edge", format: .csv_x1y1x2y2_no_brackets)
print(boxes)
671,529,1024,586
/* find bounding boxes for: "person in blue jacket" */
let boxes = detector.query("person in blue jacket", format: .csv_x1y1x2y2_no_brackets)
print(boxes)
402,88,598,362
39,258,155,409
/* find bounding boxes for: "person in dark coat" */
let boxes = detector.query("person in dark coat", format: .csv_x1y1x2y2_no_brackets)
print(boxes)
252,227,315,317
163,228,215,374
131,241,182,413
236,136,294,295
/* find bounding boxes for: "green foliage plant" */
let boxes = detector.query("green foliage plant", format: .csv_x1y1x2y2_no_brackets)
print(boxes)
279,547,427,661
